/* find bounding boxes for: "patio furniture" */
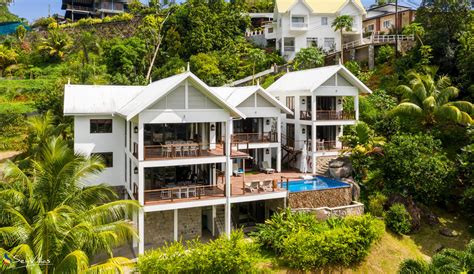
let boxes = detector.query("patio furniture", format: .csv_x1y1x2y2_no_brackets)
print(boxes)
250,181,260,192
233,163,244,176
163,144,172,157
260,180,273,192
172,188,185,199
188,186,197,197
182,143,190,156
260,161,275,174
160,189,171,200
316,139,325,150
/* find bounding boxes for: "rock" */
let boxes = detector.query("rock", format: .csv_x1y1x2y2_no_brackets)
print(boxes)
388,194,422,232
329,165,352,179
434,243,444,252
329,159,345,168
439,227,459,237
418,204,440,225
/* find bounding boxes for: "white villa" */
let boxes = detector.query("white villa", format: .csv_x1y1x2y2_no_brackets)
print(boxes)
64,71,291,254
267,64,372,174
63,64,370,255
266,0,366,60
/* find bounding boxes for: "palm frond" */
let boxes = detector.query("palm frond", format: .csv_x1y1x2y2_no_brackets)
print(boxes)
446,101,474,115
54,250,90,273
422,96,436,113
0,226,28,246
390,102,423,117
84,257,134,274
10,244,42,273
81,200,140,225
63,184,118,209
435,105,462,123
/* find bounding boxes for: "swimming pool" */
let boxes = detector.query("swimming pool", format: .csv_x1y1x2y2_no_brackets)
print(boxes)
280,176,350,192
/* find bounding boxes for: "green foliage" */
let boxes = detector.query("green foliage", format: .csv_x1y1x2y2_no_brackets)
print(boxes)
385,203,412,235
458,127,474,217
0,5,19,23
376,45,394,65
0,135,139,272
345,60,361,75
252,210,384,270
190,52,225,86
368,192,388,217
37,29,73,61
332,15,353,63
391,68,474,127
152,56,186,80
14,25,27,42
0,44,18,76
293,47,324,70
381,134,454,204
137,231,259,273
398,240,474,273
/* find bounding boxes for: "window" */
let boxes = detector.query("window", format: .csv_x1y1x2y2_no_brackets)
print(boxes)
367,24,374,32
307,37,318,47
286,96,295,119
93,152,113,168
90,119,112,133
324,38,335,49
291,16,306,27
284,37,295,52
321,17,328,25
268,27,273,33
383,20,392,29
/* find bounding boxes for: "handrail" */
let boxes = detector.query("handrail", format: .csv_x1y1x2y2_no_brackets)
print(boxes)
316,110,355,120
144,185,223,202
232,132,277,143
144,142,220,160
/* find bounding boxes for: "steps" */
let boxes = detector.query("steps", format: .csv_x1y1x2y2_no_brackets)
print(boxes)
214,205,228,236
316,156,337,175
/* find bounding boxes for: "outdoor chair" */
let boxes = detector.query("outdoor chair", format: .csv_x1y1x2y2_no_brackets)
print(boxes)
260,161,275,174
233,163,244,176
250,181,260,192
188,186,197,197
259,180,273,192
163,145,172,157
160,189,171,200
182,144,190,156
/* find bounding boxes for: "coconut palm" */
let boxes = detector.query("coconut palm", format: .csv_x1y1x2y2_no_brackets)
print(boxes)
331,15,353,63
391,68,473,127
247,48,265,84
0,137,139,273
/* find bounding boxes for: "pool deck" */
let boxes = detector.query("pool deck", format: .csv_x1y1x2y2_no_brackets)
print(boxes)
231,169,314,186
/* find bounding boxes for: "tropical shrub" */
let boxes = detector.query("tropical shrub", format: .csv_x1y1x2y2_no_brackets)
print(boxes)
381,134,454,204
137,231,259,273
368,192,388,217
252,210,384,270
293,47,324,70
376,45,394,65
385,203,412,235
398,259,429,274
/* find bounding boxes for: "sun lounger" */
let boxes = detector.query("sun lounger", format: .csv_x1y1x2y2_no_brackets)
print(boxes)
233,163,244,176
260,161,275,174
259,180,273,192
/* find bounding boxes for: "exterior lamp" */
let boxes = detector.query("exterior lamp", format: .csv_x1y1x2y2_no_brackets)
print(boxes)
134,167,138,174
302,127,306,134
337,99,342,104
265,148,270,154
266,119,270,126
134,126,138,133
301,98,306,104
210,124,215,131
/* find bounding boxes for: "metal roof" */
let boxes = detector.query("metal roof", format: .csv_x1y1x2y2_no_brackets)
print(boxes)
266,64,372,94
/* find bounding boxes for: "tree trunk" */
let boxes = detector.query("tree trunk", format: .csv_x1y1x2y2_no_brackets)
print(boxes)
340,29,344,64
145,11,172,83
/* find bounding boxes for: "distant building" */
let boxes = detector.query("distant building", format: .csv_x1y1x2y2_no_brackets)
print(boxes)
265,0,366,61
363,3,416,34
61,0,130,21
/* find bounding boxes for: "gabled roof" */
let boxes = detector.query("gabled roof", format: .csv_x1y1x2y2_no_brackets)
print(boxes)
117,72,246,120
64,84,144,115
212,85,293,115
275,0,365,14
266,64,372,94
64,72,246,120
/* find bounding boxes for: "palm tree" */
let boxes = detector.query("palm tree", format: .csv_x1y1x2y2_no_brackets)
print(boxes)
391,68,473,127
247,48,265,85
331,15,353,64
0,45,18,77
0,137,139,273
38,29,72,60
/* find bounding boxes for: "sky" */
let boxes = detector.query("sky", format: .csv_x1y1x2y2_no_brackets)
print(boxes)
9,0,421,22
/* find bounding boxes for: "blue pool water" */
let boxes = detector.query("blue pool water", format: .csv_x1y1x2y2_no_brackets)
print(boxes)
280,176,350,192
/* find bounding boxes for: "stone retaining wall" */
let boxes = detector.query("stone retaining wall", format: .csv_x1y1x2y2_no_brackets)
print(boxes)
292,201,365,220
288,186,352,209
144,207,202,249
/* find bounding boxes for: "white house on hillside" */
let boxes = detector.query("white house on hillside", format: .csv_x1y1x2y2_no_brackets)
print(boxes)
267,0,366,60
64,71,291,255
267,64,372,174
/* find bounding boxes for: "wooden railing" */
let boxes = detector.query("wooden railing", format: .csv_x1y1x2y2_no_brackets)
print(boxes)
232,132,277,143
64,4,94,12
316,110,355,120
144,185,223,203
144,142,223,160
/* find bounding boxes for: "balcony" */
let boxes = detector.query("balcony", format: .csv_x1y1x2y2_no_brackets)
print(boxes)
143,142,248,161
316,110,355,120
291,22,308,29
300,110,311,120
232,132,277,143
145,185,224,204
64,4,94,12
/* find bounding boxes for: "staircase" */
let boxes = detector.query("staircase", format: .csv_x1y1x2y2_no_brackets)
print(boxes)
214,205,227,236
281,134,301,169
316,156,337,175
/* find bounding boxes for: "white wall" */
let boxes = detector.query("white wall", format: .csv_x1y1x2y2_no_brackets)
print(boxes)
74,115,126,187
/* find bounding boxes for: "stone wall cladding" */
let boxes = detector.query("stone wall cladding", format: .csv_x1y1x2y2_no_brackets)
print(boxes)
288,186,352,209
144,208,202,249
293,201,365,220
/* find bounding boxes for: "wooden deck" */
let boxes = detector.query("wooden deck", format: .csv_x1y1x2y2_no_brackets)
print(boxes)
142,171,306,206
143,143,249,161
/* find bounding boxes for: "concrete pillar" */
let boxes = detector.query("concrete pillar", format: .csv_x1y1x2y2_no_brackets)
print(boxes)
276,115,282,172
211,205,216,236
224,117,233,238
311,94,317,175
173,209,178,241
138,210,144,254
138,165,144,206
209,122,216,149
355,95,359,120
368,45,375,70
138,119,144,161
350,48,356,61
294,95,300,120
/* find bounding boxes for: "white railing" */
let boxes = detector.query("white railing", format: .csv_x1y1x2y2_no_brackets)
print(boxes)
245,30,264,37
328,34,415,55
291,22,308,28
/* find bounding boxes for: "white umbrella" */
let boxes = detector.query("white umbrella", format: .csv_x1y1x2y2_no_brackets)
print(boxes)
300,142,308,174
